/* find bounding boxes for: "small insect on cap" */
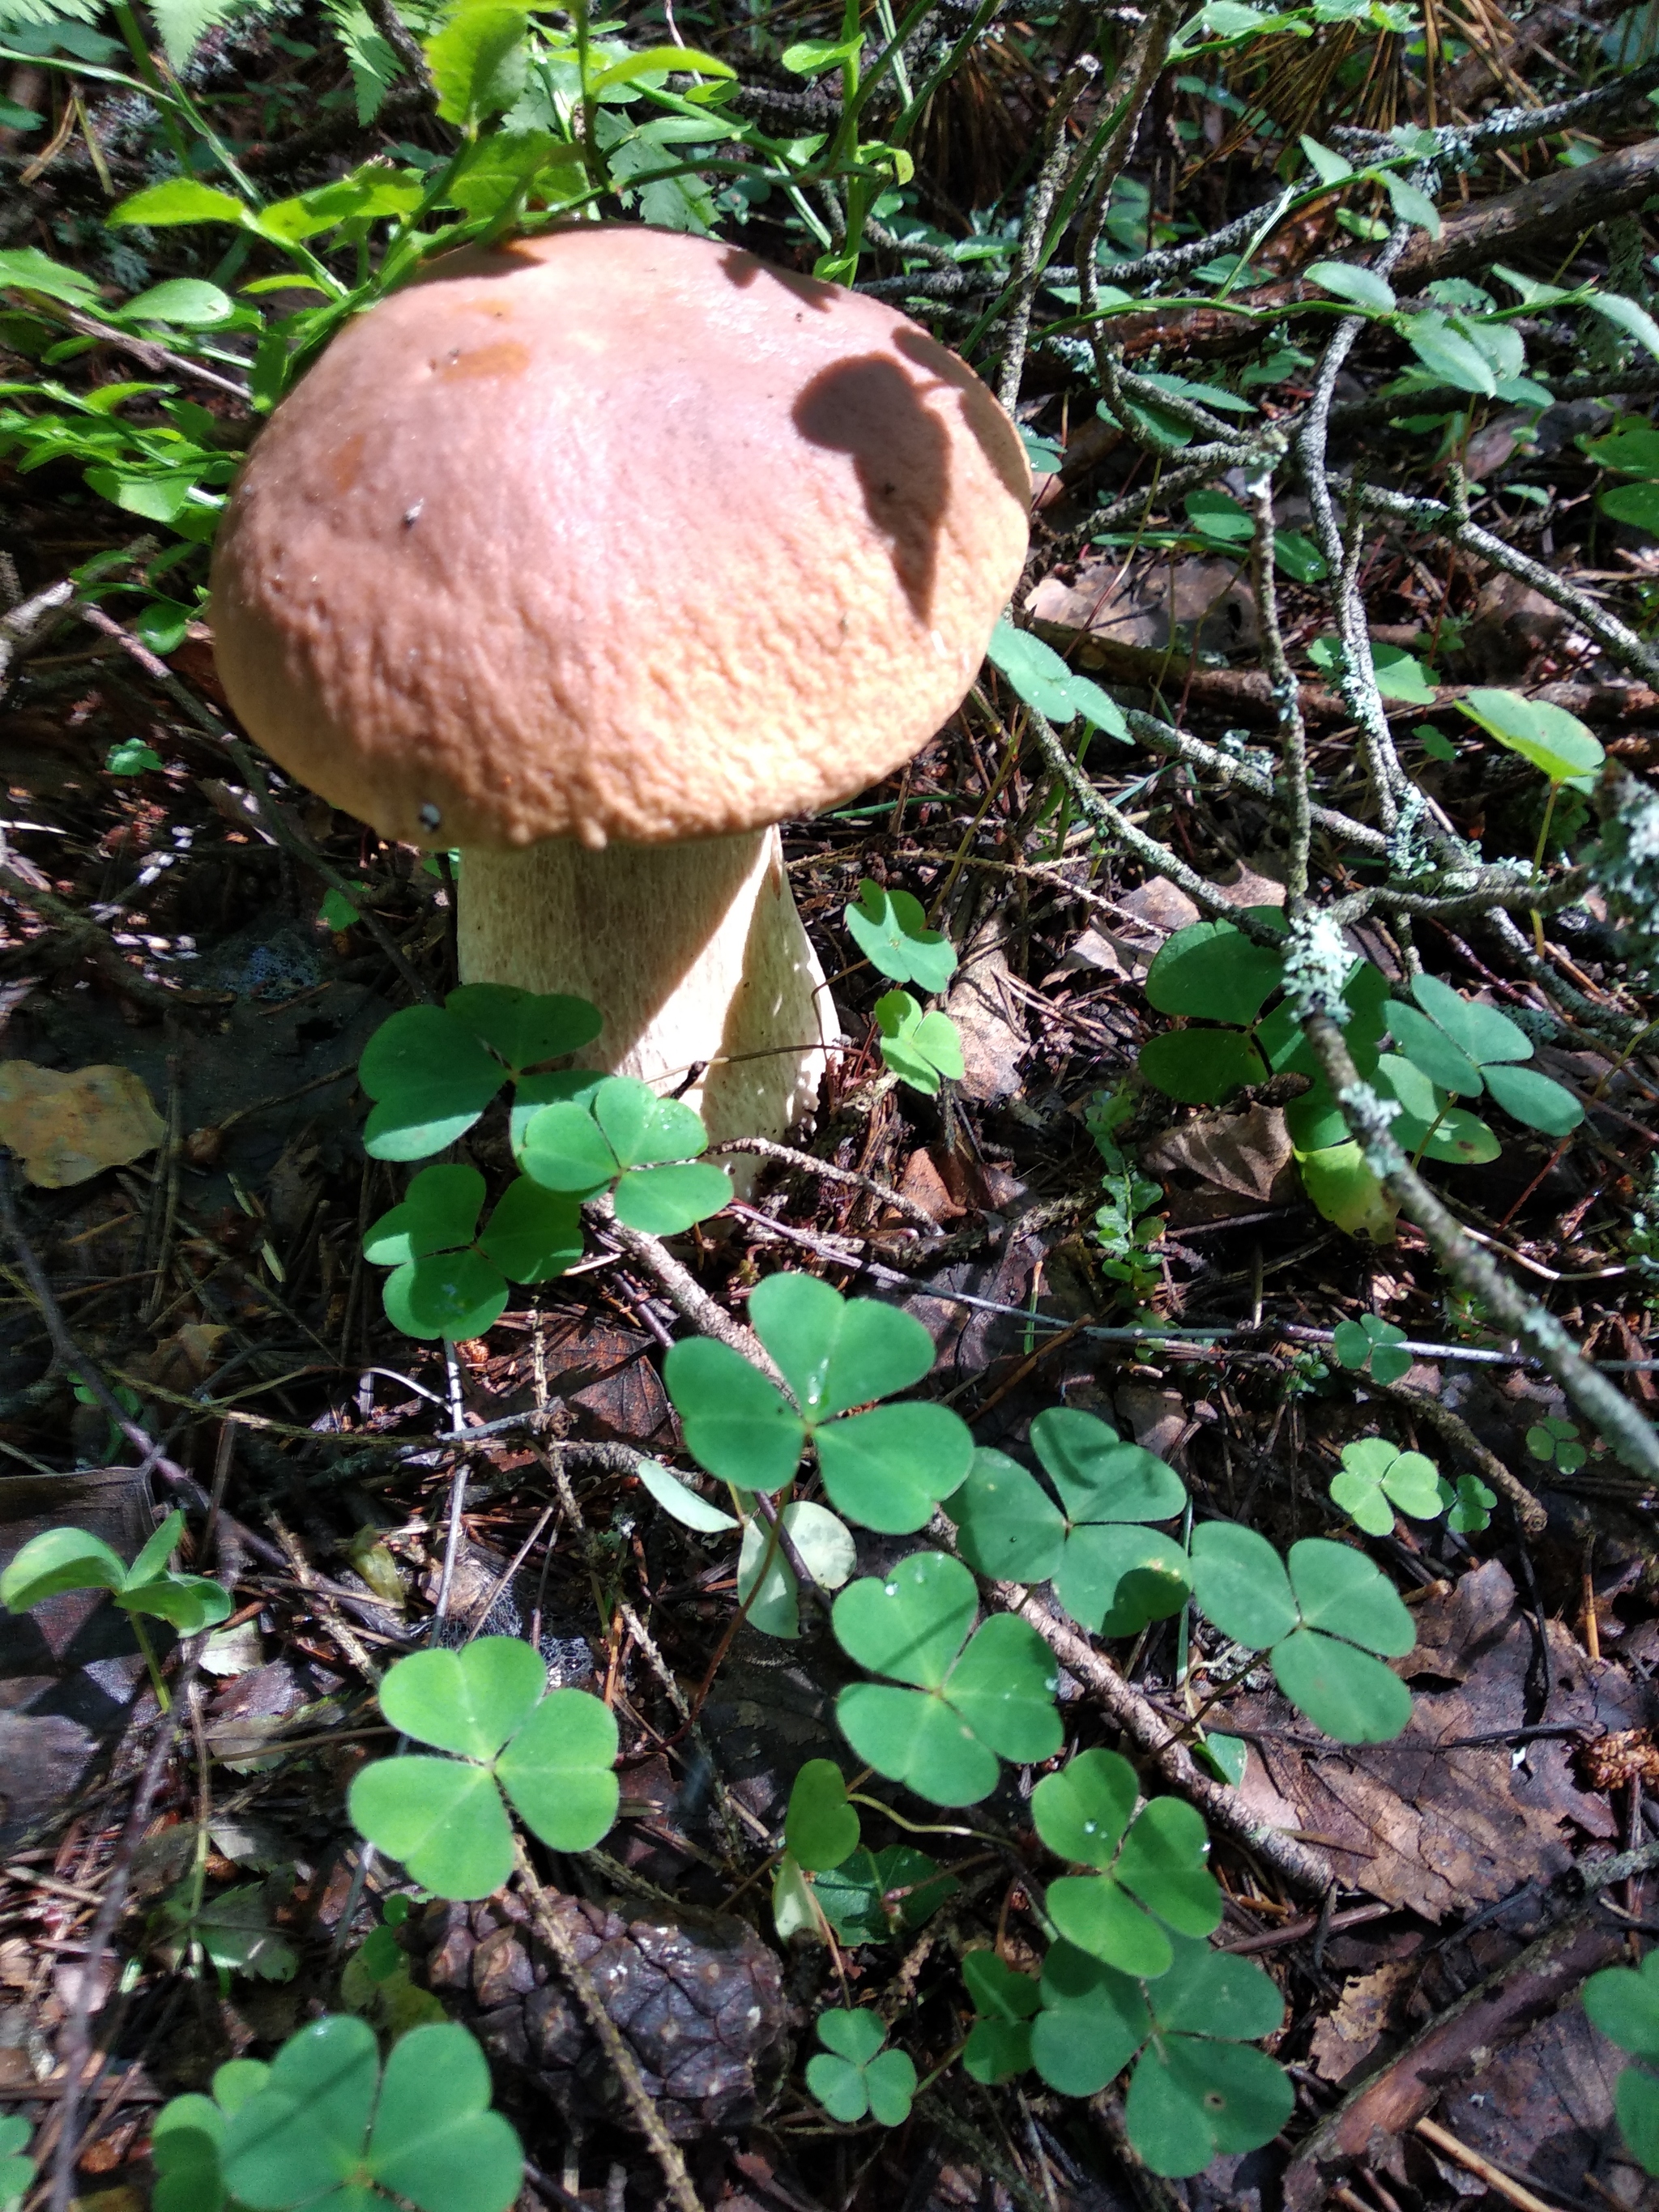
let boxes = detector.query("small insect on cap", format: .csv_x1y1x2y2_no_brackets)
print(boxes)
208,224,1032,852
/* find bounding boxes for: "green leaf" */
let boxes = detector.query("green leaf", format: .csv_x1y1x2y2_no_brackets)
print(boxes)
874,991,964,1093
963,1950,1043,2023
494,1688,620,1849
1370,642,1436,704
347,1760,510,1902
1034,1753,1219,1975
1599,481,1659,532
518,1102,618,1194
381,1251,507,1340
1183,488,1254,543
0,247,101,306
1333,1313,1410,1383
1145,919,1283,1025
816,1403,974,1532
221,2014,380,2210
1399,314,1495,397
1481,1063,1583,1134
444,983,601,1074
936,1613,1064,1762
781,33,859,71
1188,1522,1299,1647
948,1450,1068,1584
1274,528,1328,582
425,0,530,127
116,278,236,328
379,1639,545,1760
1584,1954,1659,2061
592,1076,707,1168
1032,1746,1135,1864
963,2018,1034,2085
634,1461,738,1532
1271,1626,1413,1741
807,2010,915,2124
833,1552,977,1690
1058,1524,1191,1638
587,42,733,92
1290,1536,1415,1655
2,1525,126,1610
1126,2034,1294,2176
1375,1055,1502,1162
784,1758,860,1872
612,1161,731,1234
1030,1944,1150,2096
1138,1027,1267,1104
365,1164,487,1265
1299,134,1353,185
109,180,253,228
751,1272,935,1418
366,2022,522,2212
845,880,957,992
1454,688,1605,782
985,619,1131,737
476,1178,583,1283
663,1338,805,1492
1584,426,1659,477
120,1575,232,1633
736,1502,856,1639
812,1844,956,1943
1412,973,1532,1064
1385,1001,1484,1094
1304,260,1395,312
1587,291,1659,363
151,2095,224,2212
1615,2068,1659,2176
1033,1409,1187,1524
360,1008,507,1161
109,737,166,774
1382,172,1441,237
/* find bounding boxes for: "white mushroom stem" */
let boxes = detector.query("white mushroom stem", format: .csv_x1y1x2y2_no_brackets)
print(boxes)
457,826,838,1147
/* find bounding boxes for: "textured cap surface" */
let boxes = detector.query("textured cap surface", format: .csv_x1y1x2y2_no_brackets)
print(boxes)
210,225,1030,849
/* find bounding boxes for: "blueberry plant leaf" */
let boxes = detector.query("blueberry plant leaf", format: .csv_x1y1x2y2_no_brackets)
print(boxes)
349,1637,618,1899
1188,1525,1414,1741
834,1553,1062,1805
845,880,957,994
1034,1750,1220,1977
813,1846,957,1944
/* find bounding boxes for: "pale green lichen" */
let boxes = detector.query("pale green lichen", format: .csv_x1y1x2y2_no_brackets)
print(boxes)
1281,911,1354,1025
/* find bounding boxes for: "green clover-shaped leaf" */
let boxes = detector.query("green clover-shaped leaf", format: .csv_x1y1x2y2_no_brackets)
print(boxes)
1331,1312,1411,1385
1330,1437,1451,1536
845,880,957,993
348,1638,617,1898
520,1075,731,1233
199,2014,522,2212
361,987,601,1160
0,2116,31,2212
1188,1526,1414,1742
1586,1954,1659,2174
1138,1027,1268,1105
984,617,1131,738
833,1552,1062,1806
949,1409,1189,1635
736,1500,855,1639
873,990,965,1096
1031,1937,1290,2176
663,1276,972,1530
365,1166,582,1339
1382,974,1584,1136
1374,1054,1501,1164
1455,688,1606,785
962,1951,1043,2083
1032,1750,1221,1977
1446,1473,1497,1534
805,2010,917,2125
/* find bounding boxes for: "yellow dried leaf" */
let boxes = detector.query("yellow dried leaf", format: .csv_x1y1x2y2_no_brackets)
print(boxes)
0,1061,166,1187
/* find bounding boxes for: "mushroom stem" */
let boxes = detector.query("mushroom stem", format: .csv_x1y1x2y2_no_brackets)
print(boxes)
457,826,837,1146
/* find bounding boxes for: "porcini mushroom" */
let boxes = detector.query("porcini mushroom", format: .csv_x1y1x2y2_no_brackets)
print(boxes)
209,225,1030,1144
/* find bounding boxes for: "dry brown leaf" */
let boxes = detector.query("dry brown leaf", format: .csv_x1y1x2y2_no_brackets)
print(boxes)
0,1059,165,1187
1308,1958,1417,2086
1230,1558,1648,1920
1142,1102,1294,1204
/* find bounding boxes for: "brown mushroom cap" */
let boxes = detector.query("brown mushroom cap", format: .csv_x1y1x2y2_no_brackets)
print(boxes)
209,225,1031,850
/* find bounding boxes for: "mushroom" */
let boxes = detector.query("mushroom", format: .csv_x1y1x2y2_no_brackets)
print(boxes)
209,225,1030,1144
